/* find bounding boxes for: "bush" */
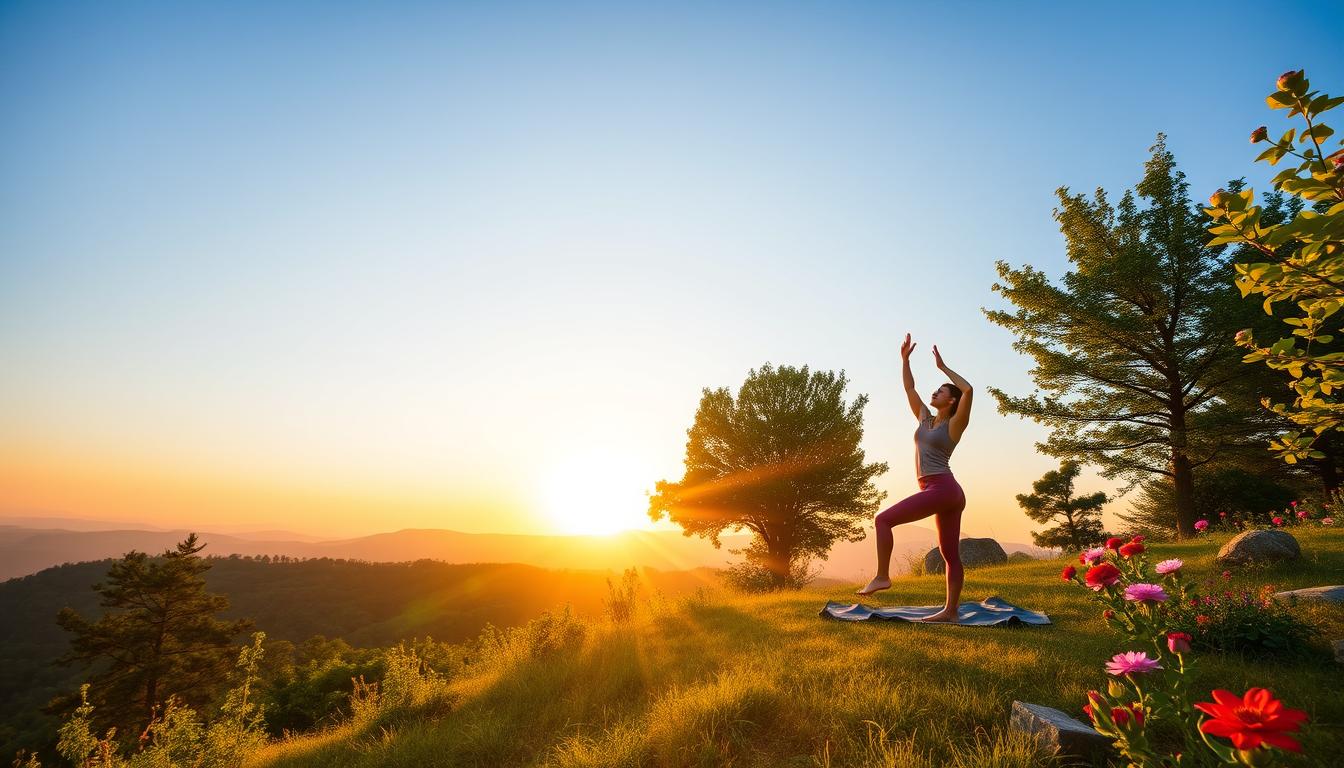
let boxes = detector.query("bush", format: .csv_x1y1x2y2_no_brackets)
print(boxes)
475,605,587,670
603,568,643,624
1164,580,1316,659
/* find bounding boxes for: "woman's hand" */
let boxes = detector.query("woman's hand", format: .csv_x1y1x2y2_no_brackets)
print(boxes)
933,344,946,370
901,333,917,360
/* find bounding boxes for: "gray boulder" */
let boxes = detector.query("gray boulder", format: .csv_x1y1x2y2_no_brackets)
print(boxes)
1215,529,1301,565
924,537,1008,574
1009,701,1109,758
1272,585,1344,604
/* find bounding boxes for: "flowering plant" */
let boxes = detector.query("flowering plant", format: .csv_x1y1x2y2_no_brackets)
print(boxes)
1061,535,1309,766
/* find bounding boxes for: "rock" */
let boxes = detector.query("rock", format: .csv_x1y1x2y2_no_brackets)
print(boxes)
924,538,1008,575
1215,530,1301,565
1009,701,1110,758
1272,585,1344,604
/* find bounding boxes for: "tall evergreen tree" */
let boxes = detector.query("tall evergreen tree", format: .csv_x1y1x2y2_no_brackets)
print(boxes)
647,363,888,590
985,136,1265,538
55,535,250,739
1016,461,1108,550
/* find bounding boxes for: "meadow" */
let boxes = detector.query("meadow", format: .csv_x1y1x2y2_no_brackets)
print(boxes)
244,527,1344,768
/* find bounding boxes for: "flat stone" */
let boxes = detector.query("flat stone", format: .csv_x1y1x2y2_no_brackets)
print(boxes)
1335,639,1344,664
925,538,1008,574
1215,530,1301,565
1009,700,1110,758
1272,585,1344,604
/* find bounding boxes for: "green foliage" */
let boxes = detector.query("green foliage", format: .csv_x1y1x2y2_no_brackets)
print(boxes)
53,535,251,742
1208,71,1344,464
1117,468,1303,539
986,137,1262,537
52,633,269,768
1165,581,1316,660
648,363,888,589
348,644,455,727
474,605,587,672
1016,460,1109,550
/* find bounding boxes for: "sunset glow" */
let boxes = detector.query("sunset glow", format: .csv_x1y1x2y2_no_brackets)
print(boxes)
538,450,658,535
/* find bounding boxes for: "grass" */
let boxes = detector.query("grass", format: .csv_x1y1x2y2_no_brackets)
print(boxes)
246,527,1344,768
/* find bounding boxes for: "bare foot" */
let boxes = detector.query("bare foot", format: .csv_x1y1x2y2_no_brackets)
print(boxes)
856,577,891,596
918,608,960,623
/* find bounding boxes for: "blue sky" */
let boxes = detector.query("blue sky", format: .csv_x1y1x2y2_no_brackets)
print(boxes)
2,1,1342,539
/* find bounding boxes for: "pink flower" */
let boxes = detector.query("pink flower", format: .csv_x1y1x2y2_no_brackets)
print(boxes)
1106,651,1162,676
1221,570,1232,581
1324,517,1335,526
1167,631,1192,654
1079,547,1107,565
1194,519,1209,532
1272,516,1284,526
1123,583,1169,604
1155,558,1184,575
1297,510,1309,519
1290,500,1298,507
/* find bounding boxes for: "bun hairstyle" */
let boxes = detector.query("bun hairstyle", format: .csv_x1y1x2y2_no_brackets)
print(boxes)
942,383,963,413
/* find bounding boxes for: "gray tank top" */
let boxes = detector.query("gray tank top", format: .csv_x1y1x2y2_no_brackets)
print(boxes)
915,410,956,478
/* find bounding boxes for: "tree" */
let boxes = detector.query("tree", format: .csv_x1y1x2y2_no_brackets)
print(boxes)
55,535,251,740
647,363,888,590
1016,461,1108,550
1208,69,1344,466
985,136,1263,538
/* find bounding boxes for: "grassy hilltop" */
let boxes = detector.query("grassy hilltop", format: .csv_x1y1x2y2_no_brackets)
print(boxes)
247,528,1344,768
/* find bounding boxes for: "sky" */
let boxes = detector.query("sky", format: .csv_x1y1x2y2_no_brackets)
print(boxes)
2,1,1343,542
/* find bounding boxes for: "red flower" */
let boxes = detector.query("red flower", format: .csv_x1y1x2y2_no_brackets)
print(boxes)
1277,70,1304,92
1103,608,1115,620
1119,541,1144,558
1083,690,1104,720
1167,631,1192,654
1196,614,1210,625
1131,535,1145,544
1061,565,1077,581
1111,707,1130,727
1084,562,1121,591
1250,126,1269,143
1105,536,1125,551
1195,688,1308,752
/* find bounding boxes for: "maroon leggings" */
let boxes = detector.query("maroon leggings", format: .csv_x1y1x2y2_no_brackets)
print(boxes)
875,473,966,575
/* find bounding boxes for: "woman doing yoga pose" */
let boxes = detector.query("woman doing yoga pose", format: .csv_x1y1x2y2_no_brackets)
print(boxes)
856,333,973,624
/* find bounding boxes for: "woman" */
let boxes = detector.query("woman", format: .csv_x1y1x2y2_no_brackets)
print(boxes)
856,333,972,624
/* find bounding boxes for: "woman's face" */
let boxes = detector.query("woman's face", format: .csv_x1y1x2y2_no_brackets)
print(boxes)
930,385,955,409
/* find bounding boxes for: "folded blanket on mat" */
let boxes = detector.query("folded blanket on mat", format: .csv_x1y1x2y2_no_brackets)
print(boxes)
819,596,1050,626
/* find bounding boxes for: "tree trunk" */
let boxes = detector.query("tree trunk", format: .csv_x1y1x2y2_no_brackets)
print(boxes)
764,545,790,590
1171,451,1197,538
1316,431,1340,494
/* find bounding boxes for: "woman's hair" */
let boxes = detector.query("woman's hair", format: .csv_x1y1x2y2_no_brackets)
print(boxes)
941,383,963,413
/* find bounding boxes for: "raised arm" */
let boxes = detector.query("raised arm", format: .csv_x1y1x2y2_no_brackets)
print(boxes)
901,333,927,421
933,345,973,442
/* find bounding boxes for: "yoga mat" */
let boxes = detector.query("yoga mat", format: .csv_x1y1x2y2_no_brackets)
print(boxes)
819,596,1051,626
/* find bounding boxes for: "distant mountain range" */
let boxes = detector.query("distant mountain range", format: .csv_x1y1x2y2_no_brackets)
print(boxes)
0,517,1054,583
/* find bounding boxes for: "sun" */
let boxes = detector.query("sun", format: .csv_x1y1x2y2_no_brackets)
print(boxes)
538,451,653,535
